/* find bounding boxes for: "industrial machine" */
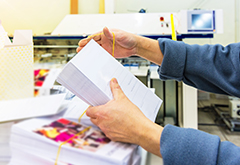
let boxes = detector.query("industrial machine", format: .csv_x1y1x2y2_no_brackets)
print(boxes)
51,10,223,36
229,99,240,119
212,98,240,132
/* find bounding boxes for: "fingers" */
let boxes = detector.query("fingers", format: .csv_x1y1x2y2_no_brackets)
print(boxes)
78,38,89,47
76,38,89,52
76,38,102,52
78,34,101,47
76,47,81,53
77,31,105,52
103,27,113,40
110,78,124,100
86,106,98,118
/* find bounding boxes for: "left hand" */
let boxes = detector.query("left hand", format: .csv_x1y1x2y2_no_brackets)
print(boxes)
77,27,138,59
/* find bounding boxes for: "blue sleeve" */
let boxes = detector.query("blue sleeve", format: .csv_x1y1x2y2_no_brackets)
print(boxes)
157,38,240,98
157,39,240,164
160,125,240,165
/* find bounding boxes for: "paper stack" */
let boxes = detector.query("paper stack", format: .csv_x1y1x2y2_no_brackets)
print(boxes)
62,96,94,126
34,68,62,97
0,94,66,163
57,39,162,122
9,117,141,165
0,122,13,162
0,94,66,123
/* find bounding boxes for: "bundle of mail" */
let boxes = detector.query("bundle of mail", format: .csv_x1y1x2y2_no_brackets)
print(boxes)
9,110,141,165
56,39,162,122
6,39,162,164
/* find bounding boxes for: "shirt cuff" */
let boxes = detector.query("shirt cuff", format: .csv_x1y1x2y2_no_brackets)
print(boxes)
157,38,187,81
160,124,220,165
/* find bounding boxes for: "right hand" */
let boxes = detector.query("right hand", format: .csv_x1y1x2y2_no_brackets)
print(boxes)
86,78,148,144
86,78,163,157
77,27,138,58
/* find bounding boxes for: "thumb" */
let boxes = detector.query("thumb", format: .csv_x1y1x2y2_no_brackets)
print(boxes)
110,78,124,100
86,106,98,118
103,27,113,40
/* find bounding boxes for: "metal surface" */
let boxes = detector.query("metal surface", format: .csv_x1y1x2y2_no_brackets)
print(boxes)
22,34,214,40
165,80,177,124
151,79,164,124
150,77,178,125
34,45,78,48
213,104,240,132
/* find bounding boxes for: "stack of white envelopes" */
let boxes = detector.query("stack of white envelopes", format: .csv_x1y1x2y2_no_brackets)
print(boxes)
57,39,162,122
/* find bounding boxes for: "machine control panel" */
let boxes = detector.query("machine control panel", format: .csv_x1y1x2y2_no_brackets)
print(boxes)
229,100,240,119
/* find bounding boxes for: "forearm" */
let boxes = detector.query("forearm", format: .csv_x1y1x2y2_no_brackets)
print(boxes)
158,38,240,97
134,35,163,66
137,119,163,157
160,125,240,164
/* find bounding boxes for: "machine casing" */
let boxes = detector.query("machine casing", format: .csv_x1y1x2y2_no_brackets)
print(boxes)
229,100,240,119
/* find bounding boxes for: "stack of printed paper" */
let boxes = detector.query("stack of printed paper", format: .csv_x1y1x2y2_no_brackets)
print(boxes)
34,68,62,97
9,117,141,165
0,94,67,163
0,94,66,123
0,122,13,162
57,39,162,122
62,96,94,127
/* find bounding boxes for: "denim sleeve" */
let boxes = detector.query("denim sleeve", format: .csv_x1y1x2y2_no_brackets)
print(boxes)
157,38,240,98
160,125,240,165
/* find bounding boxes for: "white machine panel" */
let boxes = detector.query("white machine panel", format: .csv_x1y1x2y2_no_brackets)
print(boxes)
52,13,177,36
52,10,223,36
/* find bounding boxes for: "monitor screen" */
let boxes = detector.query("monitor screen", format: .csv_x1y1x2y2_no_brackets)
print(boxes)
191,13,213,29
187,10,215,33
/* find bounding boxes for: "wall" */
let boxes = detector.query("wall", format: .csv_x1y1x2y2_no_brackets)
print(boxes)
0,0,70,35
236,0,240,43
0,0,100,35
78,0,99,14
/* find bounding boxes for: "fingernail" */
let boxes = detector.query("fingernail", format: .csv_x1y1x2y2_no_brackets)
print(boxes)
111,78,117,84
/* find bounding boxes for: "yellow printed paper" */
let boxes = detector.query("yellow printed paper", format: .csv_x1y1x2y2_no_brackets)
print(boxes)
0,22,33,100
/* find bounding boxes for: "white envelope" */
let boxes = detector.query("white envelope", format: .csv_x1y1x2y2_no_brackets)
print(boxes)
57,39,162,122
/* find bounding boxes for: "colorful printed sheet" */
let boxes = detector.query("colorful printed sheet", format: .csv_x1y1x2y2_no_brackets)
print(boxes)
33,118,111,152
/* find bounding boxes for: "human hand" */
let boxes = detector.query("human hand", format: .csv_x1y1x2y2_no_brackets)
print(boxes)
86,78,163,157
86,78,148,144
77,27,138,58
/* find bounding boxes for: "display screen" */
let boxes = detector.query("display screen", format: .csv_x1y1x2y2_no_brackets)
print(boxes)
191,13,213,29
187,10,215,32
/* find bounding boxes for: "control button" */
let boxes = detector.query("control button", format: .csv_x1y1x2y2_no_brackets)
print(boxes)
237,110,240,116
160,17,164,21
